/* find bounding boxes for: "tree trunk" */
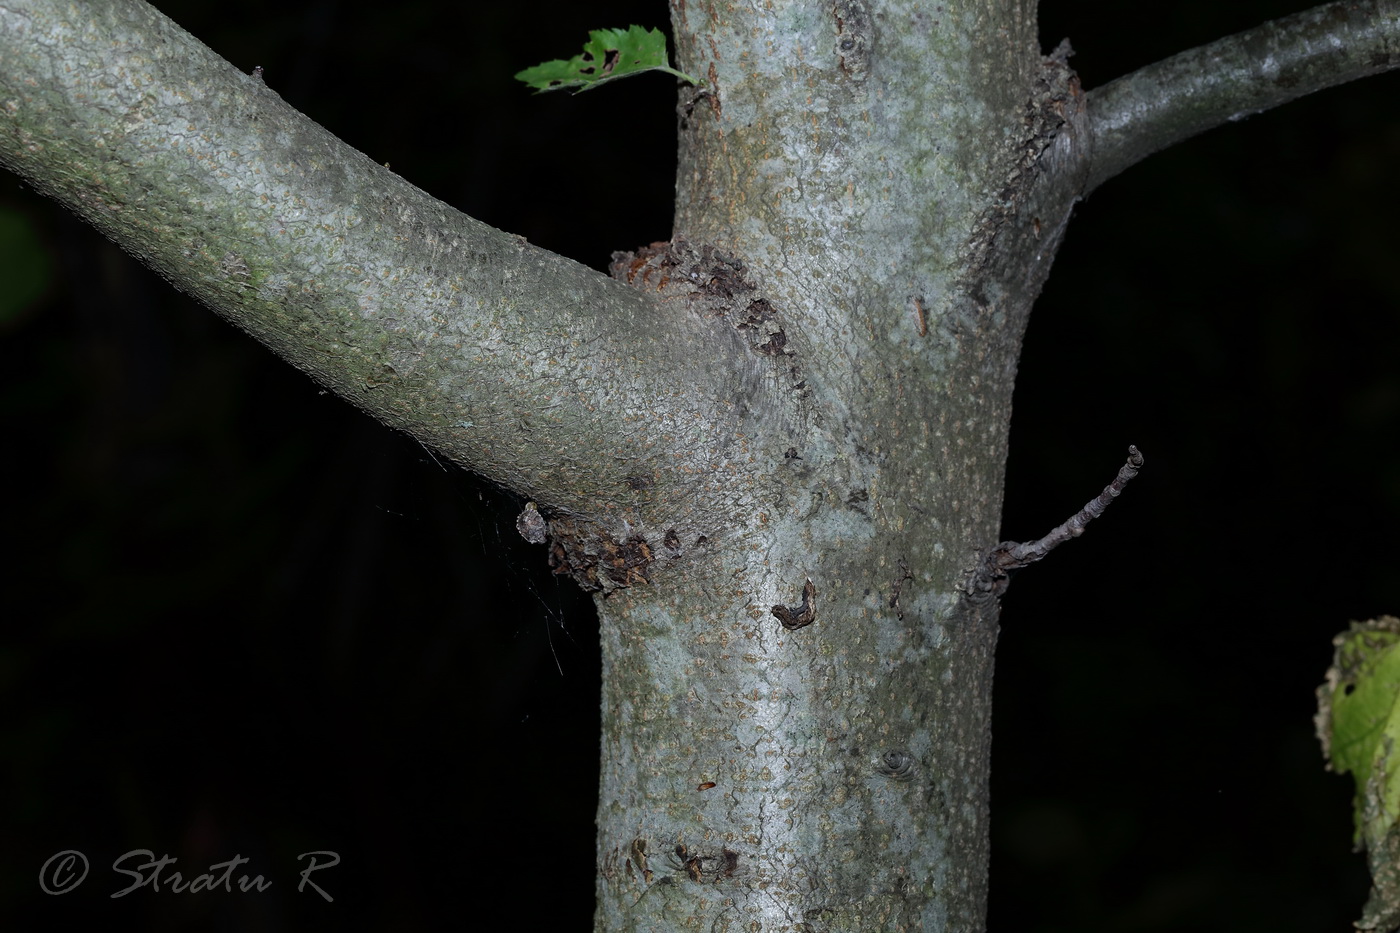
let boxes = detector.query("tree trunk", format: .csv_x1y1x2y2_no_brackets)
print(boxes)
589,3,1067,928
1,1,1395,930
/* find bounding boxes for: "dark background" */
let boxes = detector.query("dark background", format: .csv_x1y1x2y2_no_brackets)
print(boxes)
1,1,1396,930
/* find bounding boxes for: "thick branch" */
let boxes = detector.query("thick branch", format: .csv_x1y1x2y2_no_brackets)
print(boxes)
0,0,768,523
1085,0,1400,194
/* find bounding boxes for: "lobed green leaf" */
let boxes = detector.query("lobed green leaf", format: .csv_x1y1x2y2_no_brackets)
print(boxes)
514,25,701,94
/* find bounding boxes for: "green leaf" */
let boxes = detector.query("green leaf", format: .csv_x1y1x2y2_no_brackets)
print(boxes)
1318,616,1400,931
514,25,701,94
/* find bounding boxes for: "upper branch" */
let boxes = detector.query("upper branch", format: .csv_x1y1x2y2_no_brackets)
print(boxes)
1084,0,1400,194
0,0,768,524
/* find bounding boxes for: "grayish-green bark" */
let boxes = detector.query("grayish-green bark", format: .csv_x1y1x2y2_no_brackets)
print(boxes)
592,3,1053,928
1,0,1396,930
0,0,781,530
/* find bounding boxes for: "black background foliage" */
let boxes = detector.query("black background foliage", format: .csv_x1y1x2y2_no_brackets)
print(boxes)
1,0,1396,929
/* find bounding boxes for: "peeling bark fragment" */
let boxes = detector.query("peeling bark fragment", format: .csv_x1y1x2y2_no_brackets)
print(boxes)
520,505,658,593
772,578,817,630
683,851,703,882
609,237,796,365
667,843,740,883
629,838,653,885
546,516,654,592
678,81,718,131
962,39,1084,280
755,329,787,355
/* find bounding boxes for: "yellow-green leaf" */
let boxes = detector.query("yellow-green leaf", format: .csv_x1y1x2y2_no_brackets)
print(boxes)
1318,616,1400,931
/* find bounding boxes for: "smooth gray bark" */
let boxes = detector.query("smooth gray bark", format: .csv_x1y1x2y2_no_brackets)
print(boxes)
1,0,1395,929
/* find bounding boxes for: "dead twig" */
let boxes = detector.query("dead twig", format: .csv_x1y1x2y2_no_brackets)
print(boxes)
968,446,1144,601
